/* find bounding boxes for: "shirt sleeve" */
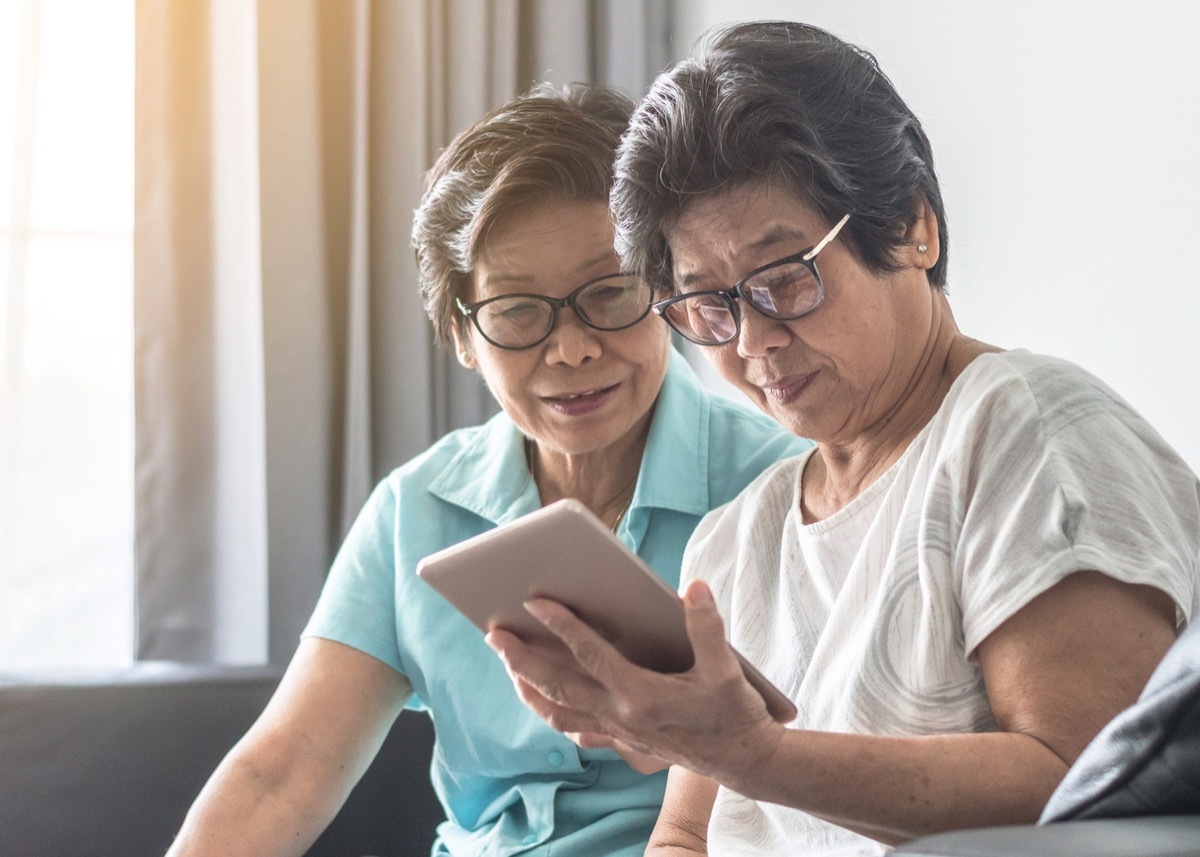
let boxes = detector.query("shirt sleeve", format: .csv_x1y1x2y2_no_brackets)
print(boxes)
949,363,1200,655
303,476,410,678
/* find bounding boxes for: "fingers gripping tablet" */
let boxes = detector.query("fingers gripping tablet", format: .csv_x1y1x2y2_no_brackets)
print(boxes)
416,498,797,723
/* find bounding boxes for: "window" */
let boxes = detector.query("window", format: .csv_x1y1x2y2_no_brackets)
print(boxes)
0,0,134,670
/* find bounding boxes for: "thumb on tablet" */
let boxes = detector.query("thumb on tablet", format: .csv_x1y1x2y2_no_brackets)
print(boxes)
681,580,735,669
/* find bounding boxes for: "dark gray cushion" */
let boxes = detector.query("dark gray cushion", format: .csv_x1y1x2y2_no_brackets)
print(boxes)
0,667,441,857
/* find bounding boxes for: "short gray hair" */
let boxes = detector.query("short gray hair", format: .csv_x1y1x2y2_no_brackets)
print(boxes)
612,21,949,293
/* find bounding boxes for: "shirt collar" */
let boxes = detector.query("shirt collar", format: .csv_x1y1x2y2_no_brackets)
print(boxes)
630,348,711,517
427,413,541,526
427,348,712,525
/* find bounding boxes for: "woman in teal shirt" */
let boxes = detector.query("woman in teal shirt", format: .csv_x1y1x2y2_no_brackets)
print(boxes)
166,83,808,857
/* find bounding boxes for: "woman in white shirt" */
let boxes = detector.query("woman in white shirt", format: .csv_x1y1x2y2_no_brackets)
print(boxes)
488,20,1200,856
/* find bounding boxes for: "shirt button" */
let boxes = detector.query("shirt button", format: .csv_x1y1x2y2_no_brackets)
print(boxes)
547,750,565,766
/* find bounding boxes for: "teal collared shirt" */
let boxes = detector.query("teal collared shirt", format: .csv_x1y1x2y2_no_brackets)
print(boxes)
305,350,811,856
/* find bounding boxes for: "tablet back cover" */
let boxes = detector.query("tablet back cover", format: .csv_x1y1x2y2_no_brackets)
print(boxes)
416,499,693,673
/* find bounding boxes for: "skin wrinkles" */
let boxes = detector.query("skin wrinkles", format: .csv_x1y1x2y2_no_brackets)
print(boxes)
667,181,995,521
453,197,671,521
481,247,619,291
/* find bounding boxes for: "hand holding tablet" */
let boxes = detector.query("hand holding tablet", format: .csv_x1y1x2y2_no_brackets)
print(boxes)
417,498,797,723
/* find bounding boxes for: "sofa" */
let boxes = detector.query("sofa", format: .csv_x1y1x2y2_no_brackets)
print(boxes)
0,665,443,857
6,617,1198,857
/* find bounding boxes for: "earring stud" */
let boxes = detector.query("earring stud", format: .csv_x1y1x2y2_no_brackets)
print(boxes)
917,244,927,253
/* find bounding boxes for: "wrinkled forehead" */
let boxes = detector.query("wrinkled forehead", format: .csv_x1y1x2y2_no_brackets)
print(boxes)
470,198,621,298
666,182,826,285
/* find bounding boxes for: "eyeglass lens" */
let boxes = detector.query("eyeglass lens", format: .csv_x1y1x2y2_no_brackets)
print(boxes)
660,261,821,345
471,274,651,348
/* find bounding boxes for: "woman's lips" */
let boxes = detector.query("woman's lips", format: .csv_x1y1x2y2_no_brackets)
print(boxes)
761,371,817,405
542,383,620,415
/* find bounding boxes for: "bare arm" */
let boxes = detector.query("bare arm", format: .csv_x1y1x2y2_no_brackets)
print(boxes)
646,767,717,856
492,572,1176,845
165,637,411,857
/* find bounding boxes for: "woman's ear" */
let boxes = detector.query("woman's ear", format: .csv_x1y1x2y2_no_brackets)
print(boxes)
902,195,940,271
451,320,477,369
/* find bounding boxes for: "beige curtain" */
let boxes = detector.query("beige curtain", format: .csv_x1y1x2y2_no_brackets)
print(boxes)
133,0,673,665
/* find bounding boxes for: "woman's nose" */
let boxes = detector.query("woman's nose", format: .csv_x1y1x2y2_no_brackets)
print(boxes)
544,310,603,366
735,305,791,358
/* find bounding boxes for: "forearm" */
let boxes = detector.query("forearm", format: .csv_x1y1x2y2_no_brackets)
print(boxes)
166,744,343,857
722,728,1066,846
167,640,412,857
646,767,717,856
663,575,1169,847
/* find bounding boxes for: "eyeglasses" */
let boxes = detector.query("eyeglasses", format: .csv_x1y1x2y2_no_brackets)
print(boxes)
652,214,851,346
456,273,654,350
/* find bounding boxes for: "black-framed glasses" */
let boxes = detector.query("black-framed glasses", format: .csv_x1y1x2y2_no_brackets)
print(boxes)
652,214,851,346
456,273,654,350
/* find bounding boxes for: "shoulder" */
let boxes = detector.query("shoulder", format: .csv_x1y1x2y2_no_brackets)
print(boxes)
377,410,527,515
395,418,501,477
934,352,1200,643
641,351,810,513
680,452,808,594
936,349,1199,561
673,358,812,480
947,350,1135,426
705,390,811,502
704,385,797,440
340,422,493,535
930,350,1166,462
694,453,809,549
706,389,810,452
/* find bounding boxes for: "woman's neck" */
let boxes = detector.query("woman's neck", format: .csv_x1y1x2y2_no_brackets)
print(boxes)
527,413,651,531
802,293,999,522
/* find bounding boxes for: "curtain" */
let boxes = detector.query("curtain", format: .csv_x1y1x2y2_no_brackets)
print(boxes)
133,0,674,665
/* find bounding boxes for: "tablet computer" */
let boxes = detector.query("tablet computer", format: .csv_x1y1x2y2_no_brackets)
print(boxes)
416,498,797,723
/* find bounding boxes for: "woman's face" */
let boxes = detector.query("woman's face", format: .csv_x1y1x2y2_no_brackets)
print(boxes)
454,198,671,458
666,182,935,446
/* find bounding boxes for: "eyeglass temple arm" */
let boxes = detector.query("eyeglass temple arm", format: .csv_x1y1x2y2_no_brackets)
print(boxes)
802,213,851,262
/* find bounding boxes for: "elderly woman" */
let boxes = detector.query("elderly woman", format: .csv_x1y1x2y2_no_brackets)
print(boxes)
488,23,1200,856
165,84,808,857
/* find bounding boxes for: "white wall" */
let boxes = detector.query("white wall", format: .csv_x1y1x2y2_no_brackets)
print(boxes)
672,1,1200,474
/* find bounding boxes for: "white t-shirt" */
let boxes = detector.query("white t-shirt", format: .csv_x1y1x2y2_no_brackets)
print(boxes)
682,351,1200,856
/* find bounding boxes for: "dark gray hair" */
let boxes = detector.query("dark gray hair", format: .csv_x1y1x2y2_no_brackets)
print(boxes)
612,21,949,292
413,83,635,345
